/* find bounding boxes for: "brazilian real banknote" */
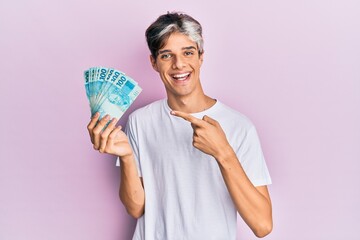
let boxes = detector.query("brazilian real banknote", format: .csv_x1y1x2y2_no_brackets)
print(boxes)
84,67,142,120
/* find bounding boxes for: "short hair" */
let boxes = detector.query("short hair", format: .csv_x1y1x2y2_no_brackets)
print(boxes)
145,12,204,60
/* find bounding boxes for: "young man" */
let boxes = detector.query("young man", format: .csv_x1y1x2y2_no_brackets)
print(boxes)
87,12,273,239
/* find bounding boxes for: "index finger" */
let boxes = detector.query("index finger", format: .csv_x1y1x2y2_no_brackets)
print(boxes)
170,110,204,126
87,112,100,131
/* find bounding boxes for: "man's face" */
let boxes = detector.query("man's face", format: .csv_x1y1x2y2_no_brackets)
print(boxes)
151,32,204,98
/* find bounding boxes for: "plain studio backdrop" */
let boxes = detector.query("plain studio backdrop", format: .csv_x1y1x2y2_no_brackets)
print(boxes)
0,0,359,239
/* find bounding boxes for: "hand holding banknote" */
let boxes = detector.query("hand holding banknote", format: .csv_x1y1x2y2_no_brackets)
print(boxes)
87,112,133,158
84,66,141,157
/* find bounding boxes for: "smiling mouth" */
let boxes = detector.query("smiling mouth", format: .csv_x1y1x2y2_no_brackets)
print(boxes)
171,72,191,81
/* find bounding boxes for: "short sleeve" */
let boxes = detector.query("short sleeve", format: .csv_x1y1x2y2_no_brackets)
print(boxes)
237,125,272,186
115,116,142,177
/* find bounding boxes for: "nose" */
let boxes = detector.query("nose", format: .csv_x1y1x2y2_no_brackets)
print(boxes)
172,55,186,70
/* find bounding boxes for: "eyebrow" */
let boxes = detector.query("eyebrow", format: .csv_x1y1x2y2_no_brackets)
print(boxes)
158,46,197,54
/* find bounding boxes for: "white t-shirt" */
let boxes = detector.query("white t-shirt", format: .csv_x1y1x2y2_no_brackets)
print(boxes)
116,99,272,240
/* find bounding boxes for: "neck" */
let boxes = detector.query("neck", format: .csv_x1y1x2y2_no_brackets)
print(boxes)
167,93,216,113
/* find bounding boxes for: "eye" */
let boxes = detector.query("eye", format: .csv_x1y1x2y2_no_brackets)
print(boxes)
160,53,172,59
184,51,194,56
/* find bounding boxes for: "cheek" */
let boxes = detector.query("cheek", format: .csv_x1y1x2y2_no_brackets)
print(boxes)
191,64,202,72
158,63,171,73
191,59,202,68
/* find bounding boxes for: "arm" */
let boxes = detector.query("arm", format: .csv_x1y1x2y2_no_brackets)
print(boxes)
119,155,145,219
171,111,272,238
87,113,145,219
216,147,272,238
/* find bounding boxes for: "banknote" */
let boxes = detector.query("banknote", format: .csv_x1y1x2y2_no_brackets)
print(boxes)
89,67,97,109
92,67,109,110
94,69,124,113
84,67,142,120
84,70,90,101
97,77,142,120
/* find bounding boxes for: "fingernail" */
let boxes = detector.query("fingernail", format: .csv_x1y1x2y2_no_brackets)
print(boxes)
105,115,110,120
91,112,99,119
112,118,117,123
170,111,175,115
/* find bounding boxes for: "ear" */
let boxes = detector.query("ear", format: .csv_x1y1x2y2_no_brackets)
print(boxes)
199,51,204,67
150,55,159,72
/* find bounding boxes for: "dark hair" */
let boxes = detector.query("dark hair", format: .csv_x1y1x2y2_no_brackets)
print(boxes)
145,12,204,60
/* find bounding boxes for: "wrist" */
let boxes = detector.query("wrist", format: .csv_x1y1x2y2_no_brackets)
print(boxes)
120,154,134,164
215,145,236,164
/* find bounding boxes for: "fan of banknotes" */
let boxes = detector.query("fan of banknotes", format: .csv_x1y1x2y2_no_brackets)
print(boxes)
84,67,142,120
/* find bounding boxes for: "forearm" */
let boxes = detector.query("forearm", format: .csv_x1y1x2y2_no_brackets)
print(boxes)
216,148,272,238
119,154,145,219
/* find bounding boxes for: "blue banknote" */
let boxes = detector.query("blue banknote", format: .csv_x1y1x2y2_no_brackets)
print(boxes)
84,70,90,100
93,67,108,108
84,67,142,119
96,75,142,119
89,67,98,109
94,69,124,113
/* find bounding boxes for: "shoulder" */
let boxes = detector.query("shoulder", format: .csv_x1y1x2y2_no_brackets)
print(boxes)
215,101,255,130
214,102,263,153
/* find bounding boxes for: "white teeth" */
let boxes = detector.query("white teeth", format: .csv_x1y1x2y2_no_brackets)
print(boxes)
173,73,190,78
172,72,190,81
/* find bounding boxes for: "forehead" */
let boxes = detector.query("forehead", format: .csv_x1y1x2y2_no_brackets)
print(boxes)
160,32,198,51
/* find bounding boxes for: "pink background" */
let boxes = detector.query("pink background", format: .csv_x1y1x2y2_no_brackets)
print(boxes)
1,0,359,239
